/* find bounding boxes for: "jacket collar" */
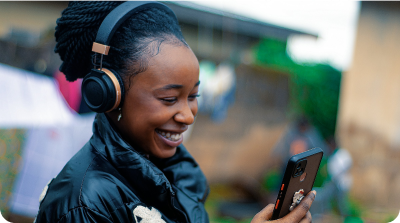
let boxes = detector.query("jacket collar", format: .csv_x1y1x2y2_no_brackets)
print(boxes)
90,113,208,204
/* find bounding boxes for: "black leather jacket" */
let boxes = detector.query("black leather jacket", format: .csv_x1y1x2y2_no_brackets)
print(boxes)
35,113,209,223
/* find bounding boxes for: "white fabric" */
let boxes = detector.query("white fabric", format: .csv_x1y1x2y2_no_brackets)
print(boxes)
133,206,166,223
327,148,352,179
0,63,97,216
327,148,353,191
9,113,95,217
38,179,52,204
0,63,74,128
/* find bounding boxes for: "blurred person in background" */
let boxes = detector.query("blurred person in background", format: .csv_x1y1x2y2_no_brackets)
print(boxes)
273,117,330,163
197,61,236,123
34,1,316,223
310,138,353,221
262,117,329,203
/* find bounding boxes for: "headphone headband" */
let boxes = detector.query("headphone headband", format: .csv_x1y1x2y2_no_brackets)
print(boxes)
84,1,177,113
92,1,178,55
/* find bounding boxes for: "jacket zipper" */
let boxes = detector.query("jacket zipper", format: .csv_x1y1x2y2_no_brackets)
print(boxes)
170,191,189,223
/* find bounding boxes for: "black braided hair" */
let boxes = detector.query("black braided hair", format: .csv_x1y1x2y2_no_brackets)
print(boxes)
54,1,188,83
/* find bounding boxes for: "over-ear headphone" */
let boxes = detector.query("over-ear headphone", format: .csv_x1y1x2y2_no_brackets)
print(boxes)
81,1,178,113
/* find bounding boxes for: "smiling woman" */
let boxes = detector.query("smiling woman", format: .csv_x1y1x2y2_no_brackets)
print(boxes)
109,44,200,159
34,2,209,223
34,1,315,223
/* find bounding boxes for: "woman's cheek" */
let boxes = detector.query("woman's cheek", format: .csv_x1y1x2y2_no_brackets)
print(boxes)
190,100,199,116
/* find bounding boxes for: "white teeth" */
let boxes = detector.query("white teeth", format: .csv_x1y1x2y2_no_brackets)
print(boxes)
174,134,181,141
157,130,182,142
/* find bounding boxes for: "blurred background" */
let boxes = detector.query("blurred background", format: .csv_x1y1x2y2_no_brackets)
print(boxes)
0,1,399,223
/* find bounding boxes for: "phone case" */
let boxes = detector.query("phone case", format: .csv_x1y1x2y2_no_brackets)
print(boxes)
271,148,323,220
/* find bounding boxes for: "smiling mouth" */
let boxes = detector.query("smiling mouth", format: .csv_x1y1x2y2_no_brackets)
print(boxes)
155,129,183,142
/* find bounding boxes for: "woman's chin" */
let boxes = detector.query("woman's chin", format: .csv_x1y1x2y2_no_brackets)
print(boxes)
153,147,177,159
151,130,183,158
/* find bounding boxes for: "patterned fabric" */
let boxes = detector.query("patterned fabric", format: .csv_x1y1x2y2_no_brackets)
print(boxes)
0,129,26,214
133,206,166,223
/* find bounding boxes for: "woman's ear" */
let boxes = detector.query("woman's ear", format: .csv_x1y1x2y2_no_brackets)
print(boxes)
106,108,121,124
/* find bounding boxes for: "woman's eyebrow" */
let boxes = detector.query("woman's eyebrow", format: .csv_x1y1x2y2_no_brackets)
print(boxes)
157,84,183,90
157,81,200,91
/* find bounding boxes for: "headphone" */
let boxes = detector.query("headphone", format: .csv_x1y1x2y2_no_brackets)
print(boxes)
81,1,178,113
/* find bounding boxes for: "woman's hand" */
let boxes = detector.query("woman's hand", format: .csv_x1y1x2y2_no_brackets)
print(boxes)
251,191,316,223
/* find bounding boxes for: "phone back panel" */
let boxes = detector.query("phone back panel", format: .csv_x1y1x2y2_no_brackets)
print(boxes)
272,148,323,219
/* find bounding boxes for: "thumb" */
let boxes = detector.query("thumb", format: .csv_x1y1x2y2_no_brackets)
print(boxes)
251,204,275,223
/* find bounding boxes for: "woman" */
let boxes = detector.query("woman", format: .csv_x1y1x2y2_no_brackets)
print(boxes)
35,2,315,223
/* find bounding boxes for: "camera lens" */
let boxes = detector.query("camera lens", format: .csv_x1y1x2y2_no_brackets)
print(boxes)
293,159,307,177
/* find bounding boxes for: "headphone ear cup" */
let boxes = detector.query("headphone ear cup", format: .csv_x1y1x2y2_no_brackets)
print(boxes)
110,68,125,108
81,69,123,113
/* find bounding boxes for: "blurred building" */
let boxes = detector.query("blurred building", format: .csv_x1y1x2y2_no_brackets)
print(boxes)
337,1,400,207
0,1,315,74
166,2,314,63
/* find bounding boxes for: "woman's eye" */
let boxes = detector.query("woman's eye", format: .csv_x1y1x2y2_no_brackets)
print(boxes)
189,94,200,100
161,97,177,103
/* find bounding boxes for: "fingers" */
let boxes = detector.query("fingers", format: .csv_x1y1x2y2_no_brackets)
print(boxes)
250,204,275,223
282,190,316,222
299,211,312,223
251,191,316,223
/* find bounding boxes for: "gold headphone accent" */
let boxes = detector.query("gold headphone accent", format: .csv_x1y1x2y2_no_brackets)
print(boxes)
100,68,122,112
92,42,110,55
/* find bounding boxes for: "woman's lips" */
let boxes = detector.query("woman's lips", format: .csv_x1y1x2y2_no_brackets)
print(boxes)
155,129,184,147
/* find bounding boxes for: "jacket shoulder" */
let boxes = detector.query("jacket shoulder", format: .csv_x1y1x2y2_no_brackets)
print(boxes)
36,143,142,222
79,155,142,207
78,146,143,219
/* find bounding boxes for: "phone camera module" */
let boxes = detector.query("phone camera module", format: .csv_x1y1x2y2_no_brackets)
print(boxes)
293,159,307,177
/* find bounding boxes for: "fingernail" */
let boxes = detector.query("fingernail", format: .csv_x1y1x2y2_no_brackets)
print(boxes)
312,190,317,196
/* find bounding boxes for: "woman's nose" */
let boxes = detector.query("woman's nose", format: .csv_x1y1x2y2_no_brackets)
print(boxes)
174,102,196,125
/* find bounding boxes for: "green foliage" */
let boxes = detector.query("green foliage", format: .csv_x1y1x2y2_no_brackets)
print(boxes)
385,215,397,222
253,38,342,139
211,217,237,223
313,157,328,187
253,38,295,72
261,168,281,191
344,216,364,223
346,196,363,218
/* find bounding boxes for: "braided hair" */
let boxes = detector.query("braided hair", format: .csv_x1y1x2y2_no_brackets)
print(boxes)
55,1,188,84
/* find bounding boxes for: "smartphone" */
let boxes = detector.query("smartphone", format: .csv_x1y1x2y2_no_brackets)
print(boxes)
271,148,323,220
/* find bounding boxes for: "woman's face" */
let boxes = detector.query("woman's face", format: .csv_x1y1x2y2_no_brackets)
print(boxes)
109,43,199,159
